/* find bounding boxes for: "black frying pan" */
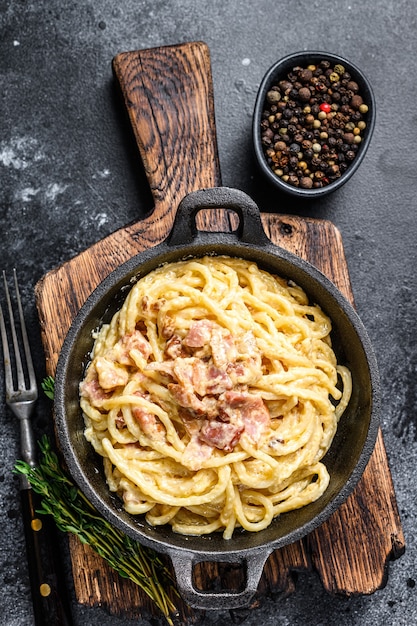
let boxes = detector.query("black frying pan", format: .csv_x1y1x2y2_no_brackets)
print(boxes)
54,185,380,610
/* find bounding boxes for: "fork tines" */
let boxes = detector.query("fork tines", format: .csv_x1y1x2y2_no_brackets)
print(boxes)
0,269,38,404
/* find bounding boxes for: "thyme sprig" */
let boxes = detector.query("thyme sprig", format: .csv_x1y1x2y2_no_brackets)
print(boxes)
14,435,181,625
40,375,55,400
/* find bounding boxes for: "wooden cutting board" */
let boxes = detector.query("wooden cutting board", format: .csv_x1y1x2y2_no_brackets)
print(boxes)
35,42,405,623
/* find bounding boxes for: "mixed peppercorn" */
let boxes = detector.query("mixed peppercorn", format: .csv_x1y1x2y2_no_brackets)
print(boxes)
260,59,369,190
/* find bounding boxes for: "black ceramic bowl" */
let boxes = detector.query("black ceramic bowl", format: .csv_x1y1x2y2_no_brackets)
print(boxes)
253,51,376,198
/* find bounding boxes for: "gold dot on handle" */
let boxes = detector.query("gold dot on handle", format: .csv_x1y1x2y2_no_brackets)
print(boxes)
40,583,51,597
31,518,42,532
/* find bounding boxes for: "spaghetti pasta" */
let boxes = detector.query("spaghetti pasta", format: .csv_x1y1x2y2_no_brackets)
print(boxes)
79,256,351,539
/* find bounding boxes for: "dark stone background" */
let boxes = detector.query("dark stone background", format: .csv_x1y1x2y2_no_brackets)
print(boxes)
1,1,416,624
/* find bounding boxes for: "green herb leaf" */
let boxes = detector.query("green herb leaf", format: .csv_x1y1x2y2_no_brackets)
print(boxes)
41,376,55,400
14,435,181,625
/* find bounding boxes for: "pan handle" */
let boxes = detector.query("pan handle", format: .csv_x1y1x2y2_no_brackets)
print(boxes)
167,186,271,247
168,549,271,610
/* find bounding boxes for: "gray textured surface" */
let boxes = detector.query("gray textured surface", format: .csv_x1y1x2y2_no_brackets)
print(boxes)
0,1,416,625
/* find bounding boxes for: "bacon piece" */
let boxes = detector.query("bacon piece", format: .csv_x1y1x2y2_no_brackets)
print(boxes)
123,329,152,360
182,435,214,471
179,410,205,436
191,360,233,396
183,320,214,348
79,365,111,406
161,315,175,339
141,296,150,312
95,356,128,390
132,403,165,439
168,382,218,418
184,320,237,369
120,330,152,364
168,382,207,414
172,358,194,387
219,391,270,445
210,326,237,368
164,334,184,359
199,420,244,451
110,329,152,366
115,413,125,429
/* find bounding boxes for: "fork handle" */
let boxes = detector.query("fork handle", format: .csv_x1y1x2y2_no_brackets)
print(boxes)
21,486,74,625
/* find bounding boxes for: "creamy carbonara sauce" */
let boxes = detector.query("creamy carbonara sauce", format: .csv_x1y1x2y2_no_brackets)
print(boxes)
80,256,351,539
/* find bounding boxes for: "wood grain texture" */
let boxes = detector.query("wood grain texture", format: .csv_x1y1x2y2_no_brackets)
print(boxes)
34,42,404,623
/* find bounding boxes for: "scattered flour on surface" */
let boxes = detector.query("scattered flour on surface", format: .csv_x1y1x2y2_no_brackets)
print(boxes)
92,169,111,179
14,183,68,203
95,212,109,227
0,136,45,170
14,187,41,202
45,182,69,201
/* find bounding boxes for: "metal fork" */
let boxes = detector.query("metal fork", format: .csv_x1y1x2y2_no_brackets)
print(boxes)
1,270,38,475
1,269,73,626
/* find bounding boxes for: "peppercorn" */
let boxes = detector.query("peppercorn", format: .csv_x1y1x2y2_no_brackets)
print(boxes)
299,68,313,83
266,89,281,104
342,132,355,144
319,102,332,113
326,164,340,178
347,81,359,93
287,174,299,186
300,176,313,188
274,140,287,151
298,87,311,102
350,95,363,109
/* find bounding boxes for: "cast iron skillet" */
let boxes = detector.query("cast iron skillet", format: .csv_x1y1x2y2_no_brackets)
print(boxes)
54,186,380,610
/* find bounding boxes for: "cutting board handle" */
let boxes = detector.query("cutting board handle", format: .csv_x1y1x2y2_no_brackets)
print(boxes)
113,42,222,232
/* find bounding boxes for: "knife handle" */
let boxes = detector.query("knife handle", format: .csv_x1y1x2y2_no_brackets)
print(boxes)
20,487,74,626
